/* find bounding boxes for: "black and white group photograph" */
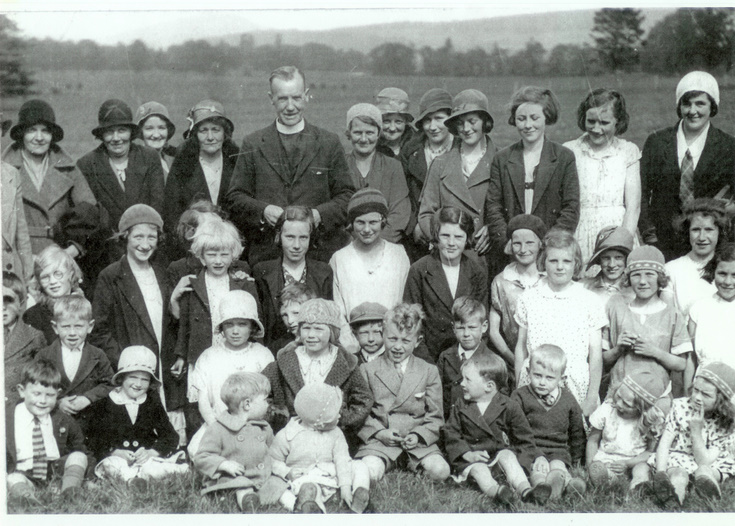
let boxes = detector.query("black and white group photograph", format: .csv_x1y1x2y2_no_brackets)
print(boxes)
2,1,735,518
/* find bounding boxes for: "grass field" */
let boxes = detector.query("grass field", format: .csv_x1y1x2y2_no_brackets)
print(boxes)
6,465,735,515
4,69,735,161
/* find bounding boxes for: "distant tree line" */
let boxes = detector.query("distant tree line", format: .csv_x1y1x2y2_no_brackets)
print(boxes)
2,8,735,97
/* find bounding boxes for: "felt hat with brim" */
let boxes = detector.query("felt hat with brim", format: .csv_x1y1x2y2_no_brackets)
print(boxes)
184,99,234,139
415,88,453,127
10,99,64,143
92,99,138,140
216,290,265,338
135,101,176,139
112,345,160,385
376,87,414,122
586,226,634,270
444,89,494,134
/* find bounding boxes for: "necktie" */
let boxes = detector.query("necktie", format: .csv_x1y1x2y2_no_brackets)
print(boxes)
394,362,403,379
539,391,557,407
459,351,467,364
679,149,695,204
32,418,47,480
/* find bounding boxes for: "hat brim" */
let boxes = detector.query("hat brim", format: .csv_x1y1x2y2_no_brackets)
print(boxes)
183,116,234,140
586,245,633,270
112,368,161,386
10,120,64,144
92,122,139,140
380,110,414,123
216,317,265,339
138,113,176,139
415,104,453,128
445,109,494,135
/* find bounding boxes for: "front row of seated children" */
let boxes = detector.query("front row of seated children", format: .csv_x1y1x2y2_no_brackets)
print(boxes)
7,296,735,511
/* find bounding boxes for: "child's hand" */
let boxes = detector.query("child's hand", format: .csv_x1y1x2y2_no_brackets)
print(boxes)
218,460,246,477
618,331,637,349
133,448,160,465
286,467,305,481
632,335,660,359
170,357,186,378
340,486,352,507
111,449,135,465
375,430,404,447
402,433,419,450
474,225,491,256
462,451,490,464
608,462,627,475
533,456,550,474
690,403,705,436
69,396,91,412
58,396,78,415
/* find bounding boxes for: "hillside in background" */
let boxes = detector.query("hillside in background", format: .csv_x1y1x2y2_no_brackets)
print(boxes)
210,8,673,52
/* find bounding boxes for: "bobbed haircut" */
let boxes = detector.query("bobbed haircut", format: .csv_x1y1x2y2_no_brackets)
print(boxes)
269,65,306,91
220,371,271,413
677,90,718,119
576,88,629,135
34,244,83,296
190,217,244,260
508,86,560,126
52,294,93,322
529,344,567,375
451,296,487,324
431,206,475,248
465,351,508,391
713,242,735,268
623,268,670,292
384,303,425,337
21,358,62,390
537,228,584,280
274,205,317,249
447,112,494,136
191,116,233,140
278,283,317,309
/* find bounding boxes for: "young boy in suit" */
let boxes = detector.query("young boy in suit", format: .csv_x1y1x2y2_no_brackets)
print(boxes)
444,352,549,504
510,344,587,501
4,271,46,406
355,303,450,483
36,295,114,432
350,302,387,365
6,359,89,506
436,296,494,420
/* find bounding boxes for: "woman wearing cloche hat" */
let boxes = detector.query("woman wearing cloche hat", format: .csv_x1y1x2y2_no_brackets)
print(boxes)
162,100,239,241
2,99,98,262
639,71,735,261
134,101,178,183
418,89,497,258
375,87,415,158
77,98,165,242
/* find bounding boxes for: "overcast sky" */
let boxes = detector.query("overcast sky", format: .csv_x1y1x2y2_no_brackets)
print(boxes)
3,1,724,48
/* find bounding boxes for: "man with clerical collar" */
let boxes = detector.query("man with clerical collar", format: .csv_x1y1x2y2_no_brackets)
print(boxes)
227,65,355,265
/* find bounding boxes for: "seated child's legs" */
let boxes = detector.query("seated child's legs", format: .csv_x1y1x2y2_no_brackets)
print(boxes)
545,459,570,499
61,451,88,492
7,472,35,500
361,455,388,482
667,467,689,503
630,462,651,489
468,463,500,496
495,449,531,495
530,456,550,487
279,489,297,512
352,459,371,490
419,453,450,481
235,488,258,511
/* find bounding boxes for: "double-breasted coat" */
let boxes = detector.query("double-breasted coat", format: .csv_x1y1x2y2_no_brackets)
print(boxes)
403,253,488,360
436,342,494,421
444,392,540,473
1,162,33,282
484,139,580,249
252,257,333,349
639,124,735,260
356,353,443,461
89,256,184,410
4,319,46,406
226,121,355,264
417,138,497,239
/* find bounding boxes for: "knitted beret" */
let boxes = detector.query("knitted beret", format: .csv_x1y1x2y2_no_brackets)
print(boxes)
696,362,735,401
622,370,667,407
625,245,666,275
676,71,720,106
297,298,342,329
293,383,343,431
506,214,547,242
346,103,383,131
348,188,389,223
118,203,163,233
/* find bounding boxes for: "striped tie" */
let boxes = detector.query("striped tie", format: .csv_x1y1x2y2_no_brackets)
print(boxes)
32,417,47,480
679,149,695,204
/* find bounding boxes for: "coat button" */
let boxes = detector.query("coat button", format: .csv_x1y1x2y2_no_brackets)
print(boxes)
133,441,139,447
257,463,265,470
257,435,264,441
123,441,130,447
237,434,245,442
5,263,11,270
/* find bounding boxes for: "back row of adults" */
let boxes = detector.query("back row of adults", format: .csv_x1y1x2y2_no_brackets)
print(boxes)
3,67,733,299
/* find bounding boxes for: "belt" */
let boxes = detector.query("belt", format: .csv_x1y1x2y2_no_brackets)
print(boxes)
27,226,53,238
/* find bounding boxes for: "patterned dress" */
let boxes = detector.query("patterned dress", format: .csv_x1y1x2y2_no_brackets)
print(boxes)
650,397,735,478
564,135,640,274
515,279,608,407
490,263,543,353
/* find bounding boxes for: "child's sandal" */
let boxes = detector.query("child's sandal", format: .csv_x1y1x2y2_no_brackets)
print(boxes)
524,483,552,505
588,461,609,486
296,483,321,513
239,492,260,512
650,472,678,507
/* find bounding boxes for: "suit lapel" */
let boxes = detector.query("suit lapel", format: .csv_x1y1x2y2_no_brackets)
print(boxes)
5,322,40,361
392,356,423,408
292,123,320,184
40,164,75,211
425,255,455,311
67,343,98,392
91,148,127,211
440,151,481,214
190,270,209,308
506,143,527,211
278,348,305,397
374,355,401,397
531,140,558,212
18,165,50,216
116,258,158,344
695,125,720,179
455,256,474,299
258,124,292,185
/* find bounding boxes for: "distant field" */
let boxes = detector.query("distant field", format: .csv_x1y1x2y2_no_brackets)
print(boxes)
3,70,735,160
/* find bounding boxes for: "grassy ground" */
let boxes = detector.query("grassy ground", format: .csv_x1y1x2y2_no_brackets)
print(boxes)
7,466,735,515
4,70,735,161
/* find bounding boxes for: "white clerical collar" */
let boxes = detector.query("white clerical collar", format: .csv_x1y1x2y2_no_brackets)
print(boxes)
276,119,305,135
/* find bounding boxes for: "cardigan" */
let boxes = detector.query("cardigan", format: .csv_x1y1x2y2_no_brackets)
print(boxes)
639,123,735,260
193,413,273,494
85,390,179,461
263,342,373,435
252,256,333,348
444,392,540,473
403,252,488,360
510,385,586,467
4,319,46,406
